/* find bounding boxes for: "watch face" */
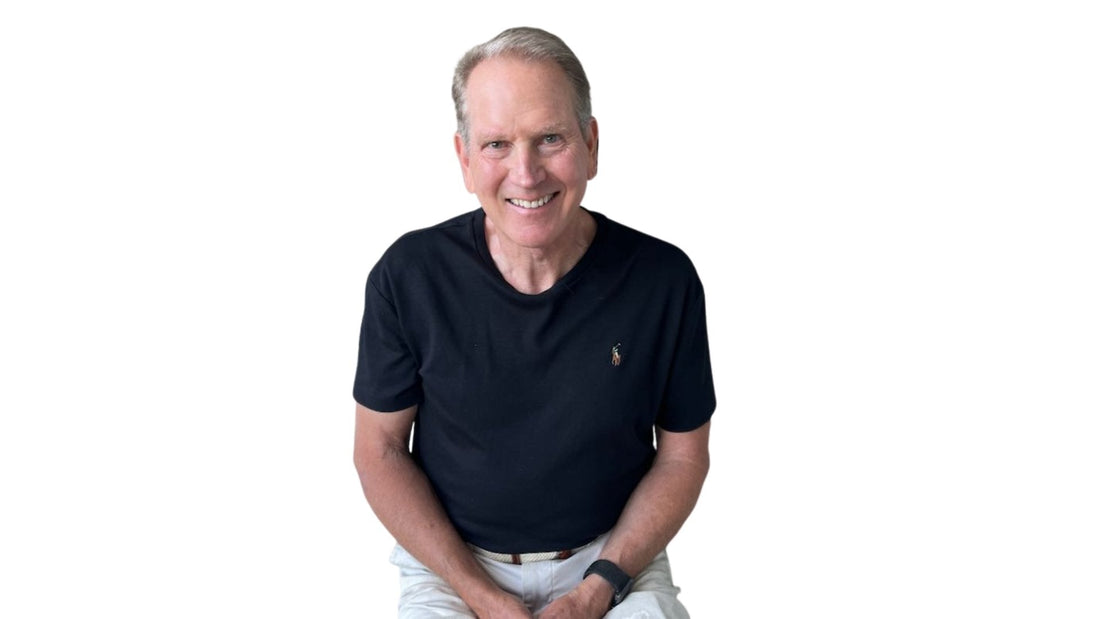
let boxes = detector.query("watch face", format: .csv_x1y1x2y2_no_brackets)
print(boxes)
612,577,634,606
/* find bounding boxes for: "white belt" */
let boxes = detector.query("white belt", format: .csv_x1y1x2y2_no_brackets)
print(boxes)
469,537,597,565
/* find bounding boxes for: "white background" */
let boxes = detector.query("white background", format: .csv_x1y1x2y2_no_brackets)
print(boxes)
2,1,1097,617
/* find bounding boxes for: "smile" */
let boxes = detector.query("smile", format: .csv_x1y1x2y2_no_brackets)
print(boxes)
507,193,557,209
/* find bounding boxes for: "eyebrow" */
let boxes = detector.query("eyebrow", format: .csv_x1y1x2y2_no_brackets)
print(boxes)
473,123,574,143
537,123,571,136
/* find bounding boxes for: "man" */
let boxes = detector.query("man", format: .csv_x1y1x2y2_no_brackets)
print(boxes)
353,27,715,618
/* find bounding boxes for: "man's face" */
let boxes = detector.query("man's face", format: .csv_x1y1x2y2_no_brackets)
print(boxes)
455,57,598,252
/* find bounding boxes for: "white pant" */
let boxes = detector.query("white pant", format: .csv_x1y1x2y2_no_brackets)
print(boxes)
390,533,690,618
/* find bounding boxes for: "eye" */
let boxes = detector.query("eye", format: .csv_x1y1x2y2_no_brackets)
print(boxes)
487,140,504,149
542,134,561,144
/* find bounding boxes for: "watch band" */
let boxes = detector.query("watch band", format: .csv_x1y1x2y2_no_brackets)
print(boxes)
584,559,634,608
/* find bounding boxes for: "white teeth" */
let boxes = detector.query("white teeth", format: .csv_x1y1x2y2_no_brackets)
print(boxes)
508,194,554,209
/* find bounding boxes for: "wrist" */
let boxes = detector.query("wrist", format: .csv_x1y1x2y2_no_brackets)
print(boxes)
467,588,524,617
578,572,616,609
453,564,515,615
584,559,635,609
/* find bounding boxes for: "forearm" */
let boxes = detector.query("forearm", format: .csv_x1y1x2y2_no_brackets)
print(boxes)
599,449,709,575
539,431,710,618
356,442,513,614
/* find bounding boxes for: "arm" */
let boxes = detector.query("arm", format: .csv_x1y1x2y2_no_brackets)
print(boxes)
537,421,711,618
353,403,532,618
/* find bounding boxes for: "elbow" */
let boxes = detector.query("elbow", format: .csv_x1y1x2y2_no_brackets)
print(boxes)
353,440,389,479
352,444,369,477
680,441,710,489
353,442,384,506
353,439,407,497
694,450,711,487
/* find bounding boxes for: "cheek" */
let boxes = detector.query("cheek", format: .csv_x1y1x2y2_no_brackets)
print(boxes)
568,159,591,185
547,156,585,185
471,162,504,192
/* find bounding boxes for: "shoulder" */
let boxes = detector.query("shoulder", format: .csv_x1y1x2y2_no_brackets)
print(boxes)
382,210,475,263
368,210,478,287
591,211,704,291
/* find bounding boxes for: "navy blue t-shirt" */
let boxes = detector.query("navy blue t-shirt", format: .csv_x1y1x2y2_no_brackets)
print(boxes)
354,208,715,553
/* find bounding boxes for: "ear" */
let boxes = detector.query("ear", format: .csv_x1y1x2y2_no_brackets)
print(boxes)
454,132,475,193
585,118,599,180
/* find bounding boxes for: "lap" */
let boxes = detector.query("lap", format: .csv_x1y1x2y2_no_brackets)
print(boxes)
388,542,688,618
390,545,476,618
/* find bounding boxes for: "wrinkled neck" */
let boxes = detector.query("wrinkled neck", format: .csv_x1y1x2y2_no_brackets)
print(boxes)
484,210,596,295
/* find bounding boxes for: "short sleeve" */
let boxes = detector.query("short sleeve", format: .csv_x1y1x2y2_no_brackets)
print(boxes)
656,288,717,432
352,274,423,412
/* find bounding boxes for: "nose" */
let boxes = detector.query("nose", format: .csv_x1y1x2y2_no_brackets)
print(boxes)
508,144,545,188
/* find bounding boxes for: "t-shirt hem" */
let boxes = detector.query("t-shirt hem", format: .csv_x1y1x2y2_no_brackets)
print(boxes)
352,391,422,413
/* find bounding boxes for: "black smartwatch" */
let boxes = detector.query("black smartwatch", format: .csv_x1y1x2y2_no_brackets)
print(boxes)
584,559,635,608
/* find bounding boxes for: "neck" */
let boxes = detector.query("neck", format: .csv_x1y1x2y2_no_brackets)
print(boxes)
484,210,596,295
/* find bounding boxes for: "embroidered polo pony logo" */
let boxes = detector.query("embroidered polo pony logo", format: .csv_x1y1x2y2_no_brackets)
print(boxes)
611,343,622,367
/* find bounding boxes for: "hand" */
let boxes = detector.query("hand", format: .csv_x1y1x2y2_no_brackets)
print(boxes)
535,577,612,619
474,592,534,619
536,592,605,619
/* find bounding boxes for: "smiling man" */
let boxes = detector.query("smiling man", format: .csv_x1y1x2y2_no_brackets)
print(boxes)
455,53,598,295
353,27,715,618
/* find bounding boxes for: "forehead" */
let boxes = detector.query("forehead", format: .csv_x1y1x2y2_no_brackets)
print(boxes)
465,57,579,136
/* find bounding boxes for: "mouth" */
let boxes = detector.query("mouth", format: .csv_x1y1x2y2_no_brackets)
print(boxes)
507,192,558,210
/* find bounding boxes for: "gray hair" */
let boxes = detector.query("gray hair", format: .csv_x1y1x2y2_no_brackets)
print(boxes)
452,27,592,145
